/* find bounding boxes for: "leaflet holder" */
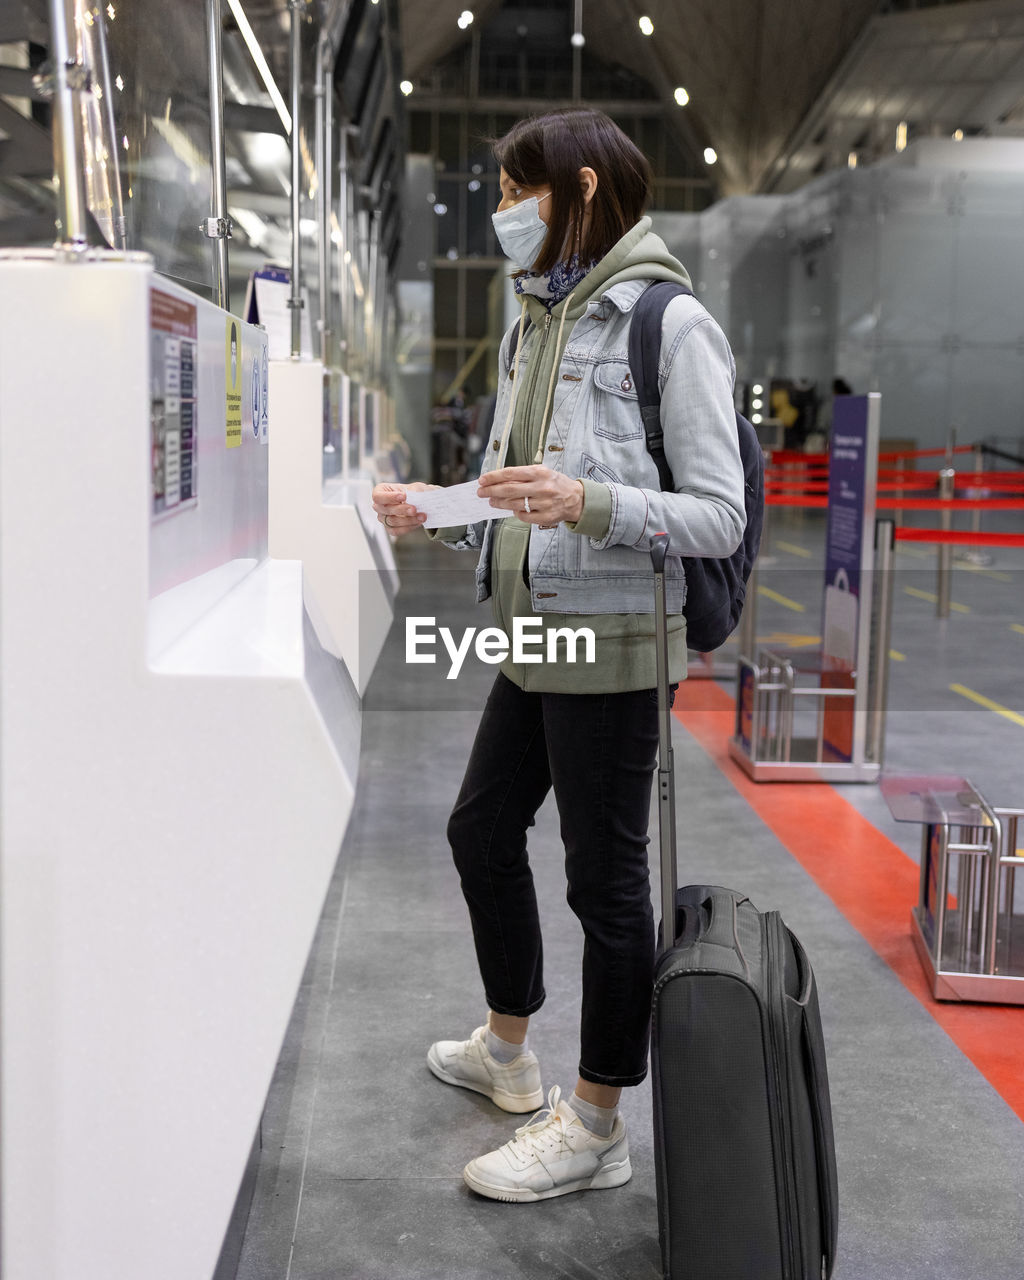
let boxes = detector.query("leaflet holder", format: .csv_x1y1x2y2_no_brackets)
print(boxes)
880,775,1024,1004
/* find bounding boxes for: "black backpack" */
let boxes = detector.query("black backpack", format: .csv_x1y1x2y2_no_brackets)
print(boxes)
630,281,764,652
506,280,765,652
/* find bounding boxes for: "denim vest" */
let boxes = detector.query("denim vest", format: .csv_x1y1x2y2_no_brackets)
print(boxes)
443,279,746,618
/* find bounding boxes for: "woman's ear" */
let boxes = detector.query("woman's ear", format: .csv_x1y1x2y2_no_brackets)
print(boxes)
579,166,598,206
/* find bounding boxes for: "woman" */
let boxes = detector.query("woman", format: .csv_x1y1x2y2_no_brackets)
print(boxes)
372,108,744,1203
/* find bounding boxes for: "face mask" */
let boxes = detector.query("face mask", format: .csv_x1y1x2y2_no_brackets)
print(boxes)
492,191,551,271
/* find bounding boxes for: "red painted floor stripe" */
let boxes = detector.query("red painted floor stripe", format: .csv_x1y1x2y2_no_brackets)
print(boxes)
673,679,1024,1123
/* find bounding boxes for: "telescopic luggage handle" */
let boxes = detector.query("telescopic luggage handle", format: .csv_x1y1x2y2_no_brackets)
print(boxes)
650,533,678,947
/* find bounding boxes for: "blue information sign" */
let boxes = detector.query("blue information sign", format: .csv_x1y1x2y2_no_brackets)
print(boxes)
821,396,873,762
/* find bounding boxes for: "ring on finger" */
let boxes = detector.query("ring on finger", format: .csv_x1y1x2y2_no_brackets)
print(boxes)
384,513,393,528
523,495,531,514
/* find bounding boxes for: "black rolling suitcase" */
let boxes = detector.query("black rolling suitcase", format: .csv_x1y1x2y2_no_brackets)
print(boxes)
649,533,839,1280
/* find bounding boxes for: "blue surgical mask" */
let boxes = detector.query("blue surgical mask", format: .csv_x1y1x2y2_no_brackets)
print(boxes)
492,191,551,270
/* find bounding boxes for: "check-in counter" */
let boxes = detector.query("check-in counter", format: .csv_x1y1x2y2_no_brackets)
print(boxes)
0,251,358,1280
268,359,396,695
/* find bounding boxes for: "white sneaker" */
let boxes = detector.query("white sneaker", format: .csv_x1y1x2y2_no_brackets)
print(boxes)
427,1025,544,1113
462,1085,632,1203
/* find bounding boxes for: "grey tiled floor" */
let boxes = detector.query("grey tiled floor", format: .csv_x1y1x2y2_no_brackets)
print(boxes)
236,513,1024,1280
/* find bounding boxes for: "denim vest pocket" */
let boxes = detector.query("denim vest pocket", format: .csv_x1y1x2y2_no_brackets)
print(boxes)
579,452,623,486
593,360,644,441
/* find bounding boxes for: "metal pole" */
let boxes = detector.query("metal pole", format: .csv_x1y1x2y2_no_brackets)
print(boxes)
204,0,231,310
978,797,1004,977
571,0,582,101
870,519,895,765
651,534,677,944
367,206,380,383
314,37,326,361
937,467,954,619
338,121,351,364
321,43,334,364
48,0,90,249
288,0,304,358
737,557,758,667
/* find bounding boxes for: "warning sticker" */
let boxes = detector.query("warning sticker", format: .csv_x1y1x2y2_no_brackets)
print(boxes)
225,317,243,448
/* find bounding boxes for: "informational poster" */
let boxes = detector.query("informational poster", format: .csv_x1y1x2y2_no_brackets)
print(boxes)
736,664,755,752
225,317,243,448
921,823,942,946
252,341,269,444
821,396,872,762
243,264,313,361
150,289,198,521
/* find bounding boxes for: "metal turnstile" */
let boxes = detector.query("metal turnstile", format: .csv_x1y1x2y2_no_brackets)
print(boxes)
881,775,1024,1004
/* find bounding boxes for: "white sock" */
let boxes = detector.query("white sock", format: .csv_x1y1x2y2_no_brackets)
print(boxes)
568,1090,617,1138
485,1026,526,1064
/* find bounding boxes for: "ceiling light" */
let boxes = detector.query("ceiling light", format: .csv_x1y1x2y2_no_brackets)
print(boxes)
457,9,474,28
895,121,908,153
399,80,413,96
225,0,291,133
570,31,585,47
703,147,717,165
673,87,689,107
752,414,763,424
639,16,654,35
848,151,858,168
953,128,964,141
752,384,764,395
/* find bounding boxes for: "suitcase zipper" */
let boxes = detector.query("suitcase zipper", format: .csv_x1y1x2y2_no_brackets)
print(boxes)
765,914,800,1277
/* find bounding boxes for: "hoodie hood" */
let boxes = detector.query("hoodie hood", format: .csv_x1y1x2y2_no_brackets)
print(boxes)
521,217,692,329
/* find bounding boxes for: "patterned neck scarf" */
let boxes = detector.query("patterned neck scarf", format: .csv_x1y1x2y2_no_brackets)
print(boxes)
513,254,595,311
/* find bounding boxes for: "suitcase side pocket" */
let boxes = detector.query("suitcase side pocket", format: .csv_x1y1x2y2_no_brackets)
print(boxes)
785,930,840,1278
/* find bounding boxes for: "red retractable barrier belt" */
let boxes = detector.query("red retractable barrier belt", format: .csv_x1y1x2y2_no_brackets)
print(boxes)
893,528,1024,547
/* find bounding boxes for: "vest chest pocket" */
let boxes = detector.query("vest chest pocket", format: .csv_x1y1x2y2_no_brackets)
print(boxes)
593,359,644,441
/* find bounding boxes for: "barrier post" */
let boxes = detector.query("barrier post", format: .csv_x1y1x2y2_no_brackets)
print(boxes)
936,467,954,618
870,519,895,765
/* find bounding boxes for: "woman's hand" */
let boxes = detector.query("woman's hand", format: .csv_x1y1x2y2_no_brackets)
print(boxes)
371,481,436,536
477,465,584,527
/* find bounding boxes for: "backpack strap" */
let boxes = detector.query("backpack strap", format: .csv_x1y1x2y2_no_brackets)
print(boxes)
628,281,693,492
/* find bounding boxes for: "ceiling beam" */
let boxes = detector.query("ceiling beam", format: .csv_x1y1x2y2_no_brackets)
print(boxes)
0,66,46,100
0,98,52,178
408,95,662,117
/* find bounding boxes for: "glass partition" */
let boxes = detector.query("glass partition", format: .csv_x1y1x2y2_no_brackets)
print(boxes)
70,0,125,249
105,0,214,294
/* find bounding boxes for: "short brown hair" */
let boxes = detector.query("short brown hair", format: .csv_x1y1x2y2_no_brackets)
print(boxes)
493,108,653,274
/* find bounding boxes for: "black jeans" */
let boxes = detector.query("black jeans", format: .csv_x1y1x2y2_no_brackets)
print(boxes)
447,672,669,1088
